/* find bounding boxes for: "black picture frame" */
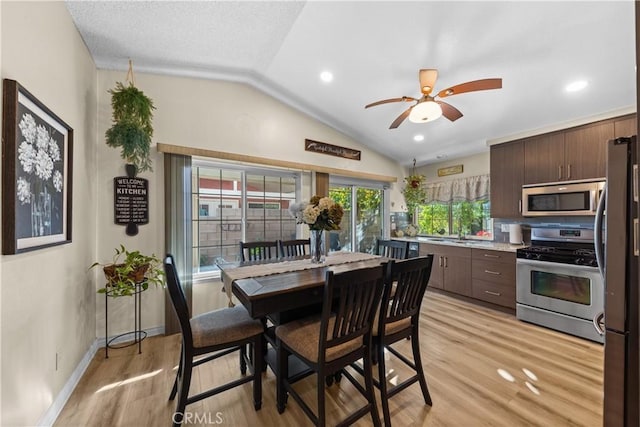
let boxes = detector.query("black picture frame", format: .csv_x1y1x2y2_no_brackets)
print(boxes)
2,79,73,254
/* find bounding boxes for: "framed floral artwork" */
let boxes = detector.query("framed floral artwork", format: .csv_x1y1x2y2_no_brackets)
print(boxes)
2,79,73,254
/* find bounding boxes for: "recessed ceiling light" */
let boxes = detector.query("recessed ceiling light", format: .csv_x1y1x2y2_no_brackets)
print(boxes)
413,134,424,142
436,154,447,159
320,71,333,83
565,80,588,92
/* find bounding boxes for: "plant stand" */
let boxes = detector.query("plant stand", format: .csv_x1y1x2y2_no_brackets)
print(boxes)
104,281,147,358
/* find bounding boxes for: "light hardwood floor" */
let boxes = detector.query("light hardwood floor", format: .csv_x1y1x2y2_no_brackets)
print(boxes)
55,290,603,426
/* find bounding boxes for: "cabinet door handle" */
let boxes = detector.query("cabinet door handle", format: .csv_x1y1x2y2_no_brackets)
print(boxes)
484,290,502,296
444,256,448,268
483,254,500,258
438,256,443,267
518,199,522,213
567,163,572,179
558,165,563,180
484,270,501,275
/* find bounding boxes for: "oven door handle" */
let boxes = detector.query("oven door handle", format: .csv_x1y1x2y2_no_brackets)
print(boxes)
592,311,605,336
594,185,606,279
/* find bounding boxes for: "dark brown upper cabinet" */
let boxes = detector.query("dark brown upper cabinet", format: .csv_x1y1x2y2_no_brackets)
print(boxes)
490,140,524,218
613,114,637,138
524,121,613,184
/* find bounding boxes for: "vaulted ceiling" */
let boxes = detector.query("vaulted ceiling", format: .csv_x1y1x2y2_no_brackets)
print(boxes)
65,1,636,167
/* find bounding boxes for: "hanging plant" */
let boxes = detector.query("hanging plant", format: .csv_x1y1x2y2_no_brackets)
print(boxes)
402,159,427,218
105,60,156,174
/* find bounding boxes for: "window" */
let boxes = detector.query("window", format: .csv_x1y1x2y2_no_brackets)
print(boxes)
417,200,492,239
192,162,299,277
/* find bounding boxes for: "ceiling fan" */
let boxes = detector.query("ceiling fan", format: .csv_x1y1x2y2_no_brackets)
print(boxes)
365,69,502,129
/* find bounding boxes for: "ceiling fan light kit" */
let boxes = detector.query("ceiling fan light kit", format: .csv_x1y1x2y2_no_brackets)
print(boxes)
365,69,502,129
408,100,442,123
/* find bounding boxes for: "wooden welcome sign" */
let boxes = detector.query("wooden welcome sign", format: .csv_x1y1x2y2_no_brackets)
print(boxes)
305,139,361,161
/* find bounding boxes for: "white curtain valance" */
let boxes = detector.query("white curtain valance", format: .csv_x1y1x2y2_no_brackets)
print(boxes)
423,174,490,203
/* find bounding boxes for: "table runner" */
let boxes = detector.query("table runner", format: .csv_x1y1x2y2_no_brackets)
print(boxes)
221,251,380,307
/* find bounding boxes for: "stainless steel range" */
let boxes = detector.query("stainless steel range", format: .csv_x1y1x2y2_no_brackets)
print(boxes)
516,227,604,343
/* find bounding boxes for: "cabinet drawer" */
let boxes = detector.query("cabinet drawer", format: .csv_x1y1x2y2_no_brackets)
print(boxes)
472,279,515,309
472,248,515,264
472,259,515,285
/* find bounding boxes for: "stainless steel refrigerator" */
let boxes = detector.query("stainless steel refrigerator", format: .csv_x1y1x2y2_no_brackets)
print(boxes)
594,136,639,426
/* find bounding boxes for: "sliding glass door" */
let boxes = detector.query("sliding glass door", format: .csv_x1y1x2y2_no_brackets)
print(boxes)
329,183,385,254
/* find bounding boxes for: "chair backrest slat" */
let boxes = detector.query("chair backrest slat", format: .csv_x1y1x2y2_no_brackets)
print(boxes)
240,241,279,262
279,239,310,258
319,265,385,357
382,256,434,327
375,239,410,259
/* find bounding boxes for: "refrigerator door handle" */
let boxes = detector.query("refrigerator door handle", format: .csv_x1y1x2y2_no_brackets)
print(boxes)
592,311,605,336
594,185,606,279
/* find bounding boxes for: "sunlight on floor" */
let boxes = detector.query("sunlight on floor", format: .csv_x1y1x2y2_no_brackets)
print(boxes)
95,369,163,393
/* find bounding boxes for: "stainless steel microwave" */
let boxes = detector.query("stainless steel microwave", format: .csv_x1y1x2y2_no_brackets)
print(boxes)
522,179,605,217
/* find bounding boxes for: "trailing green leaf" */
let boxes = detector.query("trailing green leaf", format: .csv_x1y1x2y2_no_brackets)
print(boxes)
105,82,156,173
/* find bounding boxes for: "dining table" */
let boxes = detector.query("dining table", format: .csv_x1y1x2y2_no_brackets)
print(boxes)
217,250,388,379
218,250,386,320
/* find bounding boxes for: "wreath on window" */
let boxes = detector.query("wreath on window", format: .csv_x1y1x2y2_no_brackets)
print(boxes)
402,159,427,217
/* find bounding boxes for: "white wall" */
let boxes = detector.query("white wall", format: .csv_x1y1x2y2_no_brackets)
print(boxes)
94,70,408,336
0,2,98,426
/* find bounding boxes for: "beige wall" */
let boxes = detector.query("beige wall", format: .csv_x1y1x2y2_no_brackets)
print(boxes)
417,151,489,183
0,2,98,426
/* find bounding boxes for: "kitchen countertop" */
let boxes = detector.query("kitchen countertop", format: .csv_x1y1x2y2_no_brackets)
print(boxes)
393,236,527,253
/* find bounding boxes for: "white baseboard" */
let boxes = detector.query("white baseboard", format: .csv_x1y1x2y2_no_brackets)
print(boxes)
37,326,166,426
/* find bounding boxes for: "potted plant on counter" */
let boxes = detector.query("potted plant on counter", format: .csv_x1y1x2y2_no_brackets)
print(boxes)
89,245,164,297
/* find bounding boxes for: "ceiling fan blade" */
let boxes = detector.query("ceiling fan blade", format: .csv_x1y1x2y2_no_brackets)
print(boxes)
437,101,463,122
437,78,502,98
365,96,416,109
389,106,413,129
419,69,438,95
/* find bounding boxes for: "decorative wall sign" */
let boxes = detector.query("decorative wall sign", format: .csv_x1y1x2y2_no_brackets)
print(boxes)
304,139,361,161
2,79,73,254
437,164,464,177
114,176,149,236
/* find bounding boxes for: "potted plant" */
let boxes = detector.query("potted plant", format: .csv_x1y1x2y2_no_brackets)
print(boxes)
90,245,164,297
105,79,156,174
402,170,427,223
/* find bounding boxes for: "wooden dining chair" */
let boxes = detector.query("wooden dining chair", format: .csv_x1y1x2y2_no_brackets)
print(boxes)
275,264,386,427
353,255,435,427
239,240,279,262
375,239,410,259
164,254,264,426
279,238,310,258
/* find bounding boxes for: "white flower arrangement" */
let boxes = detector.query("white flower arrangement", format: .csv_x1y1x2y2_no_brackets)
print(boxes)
288,196,344,231
16,113,63,205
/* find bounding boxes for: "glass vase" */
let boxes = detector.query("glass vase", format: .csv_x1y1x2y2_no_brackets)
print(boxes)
309,229,326,264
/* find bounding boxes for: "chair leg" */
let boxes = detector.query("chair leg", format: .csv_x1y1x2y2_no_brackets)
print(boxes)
173,354,193,427
364,344,382,427
317,367,326,427
377,339,391,427
411,329,432,406
240,344,247,375
169,344,184,401
253,335,263,410
276,339,288,414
